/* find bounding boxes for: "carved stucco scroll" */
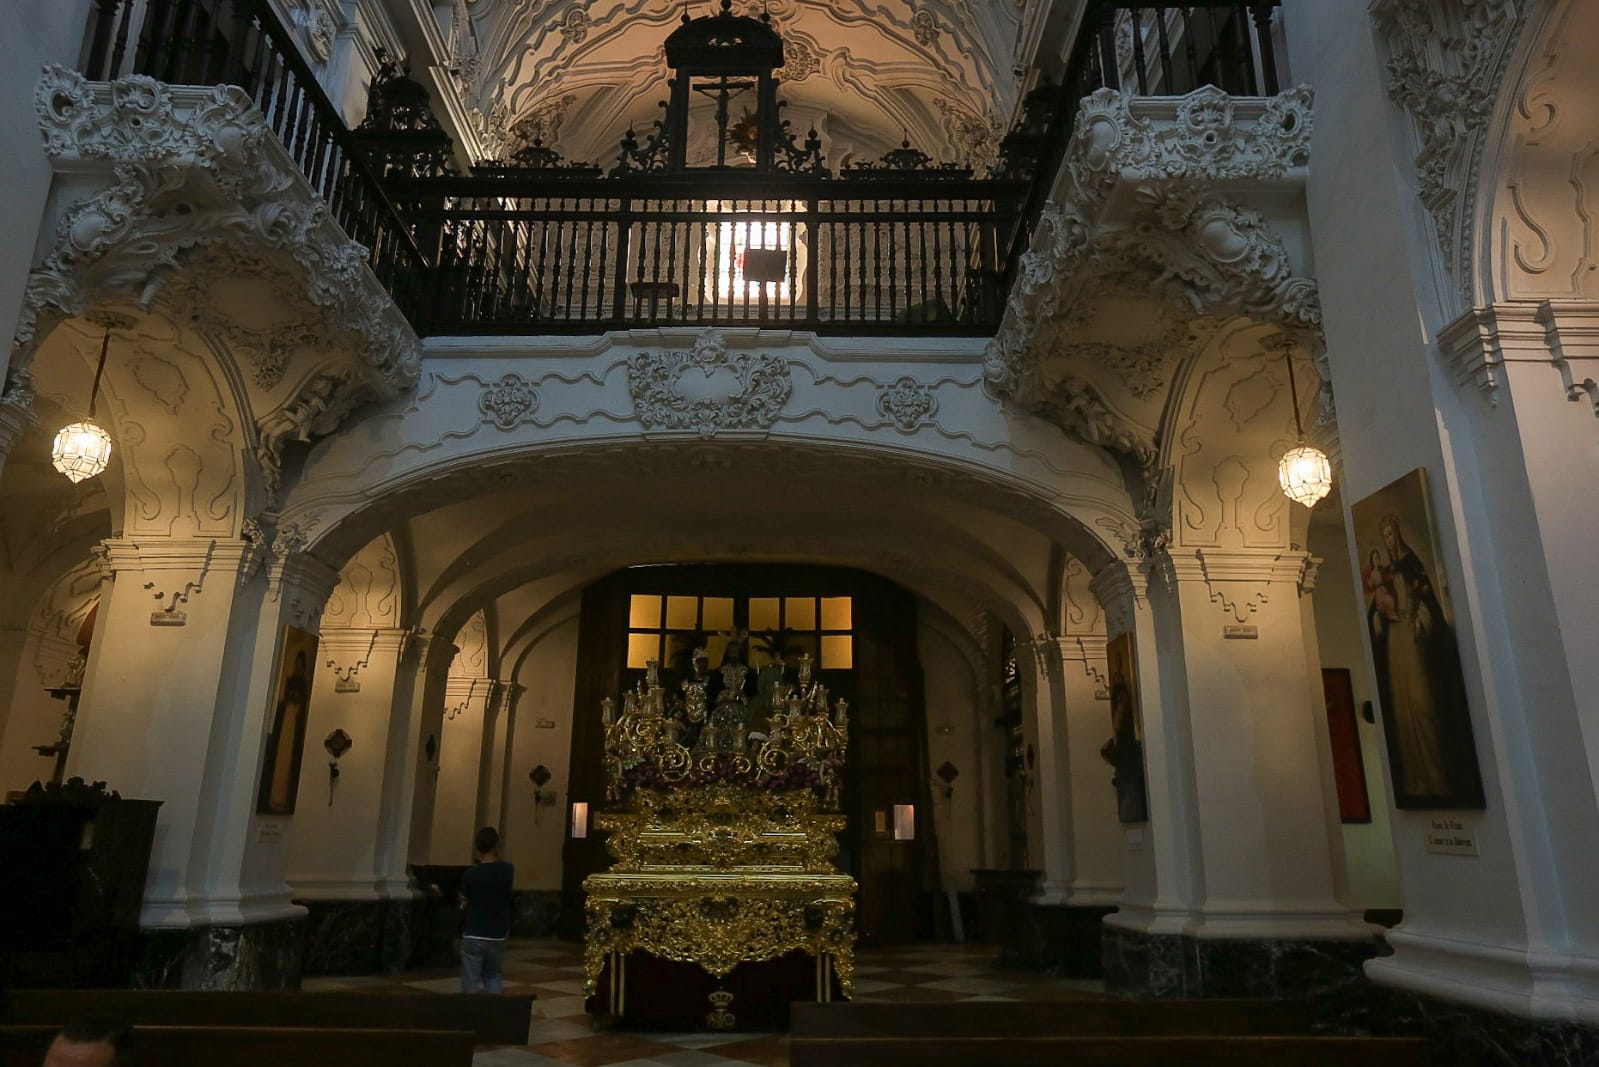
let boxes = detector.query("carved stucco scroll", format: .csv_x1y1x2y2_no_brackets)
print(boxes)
627,329,792,437
984,86,1319,466
24,67,422,506
1370,0,1527,309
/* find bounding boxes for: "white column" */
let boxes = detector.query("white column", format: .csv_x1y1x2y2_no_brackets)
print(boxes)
68,536,339,928
1110,548,1366,940
395,633,458,875
1358,302,1599,1020
1026,637,1074,903
491,682,525,841
427,676,495,865
1056,635,1125,906
1093,560,1194,934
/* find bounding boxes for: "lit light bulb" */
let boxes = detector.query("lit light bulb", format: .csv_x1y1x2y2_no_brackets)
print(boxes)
51,420,113,483
1278,444,1332,507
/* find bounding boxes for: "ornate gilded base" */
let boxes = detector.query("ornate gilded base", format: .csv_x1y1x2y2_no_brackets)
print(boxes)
582,782,857,1027
584,872,856,999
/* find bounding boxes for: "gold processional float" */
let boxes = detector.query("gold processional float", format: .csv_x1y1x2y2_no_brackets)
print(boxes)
583,636,857,1027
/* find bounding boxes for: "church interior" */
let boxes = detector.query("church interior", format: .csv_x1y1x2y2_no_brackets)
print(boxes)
0,0,1596,1064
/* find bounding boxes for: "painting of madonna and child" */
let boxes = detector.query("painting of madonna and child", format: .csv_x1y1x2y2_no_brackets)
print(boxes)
1351,467,1485,810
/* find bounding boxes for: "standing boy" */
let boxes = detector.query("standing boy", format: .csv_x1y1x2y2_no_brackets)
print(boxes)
459,826,515,993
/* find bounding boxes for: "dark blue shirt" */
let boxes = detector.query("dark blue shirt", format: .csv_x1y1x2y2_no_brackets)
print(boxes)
461,860,514,940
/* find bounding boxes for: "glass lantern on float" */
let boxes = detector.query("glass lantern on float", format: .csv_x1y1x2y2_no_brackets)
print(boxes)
1276,346,1332,507
51,330,114,484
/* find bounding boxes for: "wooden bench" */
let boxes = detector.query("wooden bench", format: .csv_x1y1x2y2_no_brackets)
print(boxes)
791,999,1320,1037
790,1002,1437,1066
789,1034,1438,1065
0,1024,476,1067
0,989,533,1045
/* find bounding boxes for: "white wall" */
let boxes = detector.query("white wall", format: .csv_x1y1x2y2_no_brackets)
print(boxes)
919,620,985,893
503,616,579,891
0,0,93,388
1284,0,1532,975
1308,510,1400,910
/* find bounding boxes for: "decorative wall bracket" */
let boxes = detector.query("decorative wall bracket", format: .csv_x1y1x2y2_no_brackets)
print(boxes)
983,86,1320,465
24,67,422,508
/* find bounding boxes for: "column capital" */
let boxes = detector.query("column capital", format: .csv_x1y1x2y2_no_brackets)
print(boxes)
319,627,412,693
490,679,525,713
1026,632,1064,679
443,675,494,720
1057,633,1108,664
403,629,459,671
1089,559,1150,637
92,536,268,624
1437,298,1599,416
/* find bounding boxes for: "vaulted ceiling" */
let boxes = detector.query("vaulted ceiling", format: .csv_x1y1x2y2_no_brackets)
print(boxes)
438,0,1029,169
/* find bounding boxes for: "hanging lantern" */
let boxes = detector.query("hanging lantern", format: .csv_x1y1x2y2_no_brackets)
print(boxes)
1276,346,1332,507
52,329,113,484
51,421,113,483
1278,444,1332,507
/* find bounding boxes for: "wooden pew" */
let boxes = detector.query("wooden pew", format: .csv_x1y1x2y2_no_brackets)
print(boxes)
0,1024,476,1067
790,1002,1437,1066
789,1034,1438,1066
791,999,1320,1037
0,989,533,1045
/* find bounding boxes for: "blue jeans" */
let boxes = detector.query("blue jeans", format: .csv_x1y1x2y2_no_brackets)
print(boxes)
460,936,506,993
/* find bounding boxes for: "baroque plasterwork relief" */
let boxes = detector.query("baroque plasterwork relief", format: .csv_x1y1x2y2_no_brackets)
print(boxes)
1480,0,1599,309
627,330,792,437
1370,0,1527,309
24,68,422,511
324,532,402,630
875,376,938,432
1061,555,1106,637
478,372,541,429
450,610,491,680
984,86,1321,504
28,555,103,686
455,0,1019,168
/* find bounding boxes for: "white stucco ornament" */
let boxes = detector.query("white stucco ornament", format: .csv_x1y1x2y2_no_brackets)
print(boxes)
627,330,791,438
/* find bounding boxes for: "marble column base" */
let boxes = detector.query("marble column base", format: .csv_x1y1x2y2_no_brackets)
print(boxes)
1000,903,1116,977
510,890,563,937
297,898,416,975
132,915,305,990
1371,986,1599,1067
1101,925,1381,1010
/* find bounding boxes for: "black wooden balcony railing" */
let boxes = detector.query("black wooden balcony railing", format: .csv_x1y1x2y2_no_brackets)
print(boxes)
391,175,1019,335
80,0,1280,338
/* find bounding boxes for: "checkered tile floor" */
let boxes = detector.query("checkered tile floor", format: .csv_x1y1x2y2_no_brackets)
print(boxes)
303,939,1103,1066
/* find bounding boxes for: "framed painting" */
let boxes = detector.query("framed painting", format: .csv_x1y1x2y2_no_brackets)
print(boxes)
1101,631,1149,824
1321,668,1371,823
1350,468,1486,810
256,625,319,815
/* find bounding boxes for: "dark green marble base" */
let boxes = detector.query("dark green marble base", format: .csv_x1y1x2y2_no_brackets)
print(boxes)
1373,987,1599,1067
1000,903,1116,977
1101,926,1381,1006
510,890,563,937
297,897,416,975
132,915,305,990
